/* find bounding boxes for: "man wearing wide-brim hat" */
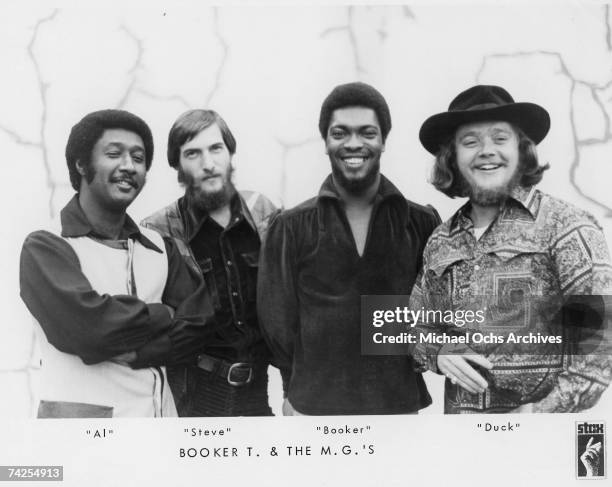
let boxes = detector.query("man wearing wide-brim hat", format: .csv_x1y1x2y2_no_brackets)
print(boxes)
410,85,612,413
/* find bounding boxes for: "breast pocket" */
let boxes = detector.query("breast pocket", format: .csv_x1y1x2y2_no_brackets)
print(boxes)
475,248,551,333
240,250,259,302
197,257,221,310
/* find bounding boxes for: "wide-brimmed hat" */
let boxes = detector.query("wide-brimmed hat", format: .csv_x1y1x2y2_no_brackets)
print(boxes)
419,85,550,155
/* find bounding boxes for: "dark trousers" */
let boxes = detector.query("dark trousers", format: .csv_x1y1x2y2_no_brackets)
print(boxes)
167,364,273,417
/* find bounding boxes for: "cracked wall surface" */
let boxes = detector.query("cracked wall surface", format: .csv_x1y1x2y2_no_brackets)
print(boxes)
2,4,612,417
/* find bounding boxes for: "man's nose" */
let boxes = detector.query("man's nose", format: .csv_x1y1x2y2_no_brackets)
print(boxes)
478,137,496,157
344,133,364,150
201,152,215,171
119,154,137,172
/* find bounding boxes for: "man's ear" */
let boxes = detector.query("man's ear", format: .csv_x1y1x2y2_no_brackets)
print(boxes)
75,159,87,177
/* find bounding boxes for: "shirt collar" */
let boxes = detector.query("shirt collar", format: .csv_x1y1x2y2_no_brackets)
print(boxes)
449,185,538,232
60,194,162,252
318,173,405,204
180,191,257,242
508,185,538,218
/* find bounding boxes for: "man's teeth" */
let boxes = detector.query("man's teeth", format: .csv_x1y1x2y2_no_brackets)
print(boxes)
344,157,365,164
478,164,501,170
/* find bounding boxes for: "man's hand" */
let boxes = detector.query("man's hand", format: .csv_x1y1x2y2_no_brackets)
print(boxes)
164,304,175,319
510,403,534,414
282,398,305,416
109,351,137,366
436,343,492,394
580,437,602,477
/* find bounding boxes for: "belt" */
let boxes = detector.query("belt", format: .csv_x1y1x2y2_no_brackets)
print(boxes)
197,354,254,387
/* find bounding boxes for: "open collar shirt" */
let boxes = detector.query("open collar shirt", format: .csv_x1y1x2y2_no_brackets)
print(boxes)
259,174,441,415
411,186,612,413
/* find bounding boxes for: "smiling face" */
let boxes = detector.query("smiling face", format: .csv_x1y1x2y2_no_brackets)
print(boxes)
178,123,235,211
325,106,384,194
78,128,146,212
454,121,521,206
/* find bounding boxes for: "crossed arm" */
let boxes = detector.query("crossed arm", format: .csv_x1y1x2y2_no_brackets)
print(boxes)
20,230,215,368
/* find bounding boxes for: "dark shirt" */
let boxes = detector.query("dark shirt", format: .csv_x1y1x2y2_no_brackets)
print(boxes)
258,175,441,415
19,195,215,368
179,194,267,363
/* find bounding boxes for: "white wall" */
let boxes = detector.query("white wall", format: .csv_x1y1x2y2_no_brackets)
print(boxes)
2,2,612,416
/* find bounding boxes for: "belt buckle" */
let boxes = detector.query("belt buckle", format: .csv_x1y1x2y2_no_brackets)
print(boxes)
227,362,253,387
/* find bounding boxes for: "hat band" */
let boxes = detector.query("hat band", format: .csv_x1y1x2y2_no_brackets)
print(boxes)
461,102,505,112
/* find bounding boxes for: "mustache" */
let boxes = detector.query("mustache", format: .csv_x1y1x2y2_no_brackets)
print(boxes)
110,174,139,188
201,172,221,181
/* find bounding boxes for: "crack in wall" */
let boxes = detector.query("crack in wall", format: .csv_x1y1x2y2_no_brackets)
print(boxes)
276,136,320,208
204,7,229,107
0,9,60,218
0,321,40,417
30,10,58,219
320,6,417,76
136,89,190,109
321,6,365,75
0,10,66,418
26,327,40,416
606,5,611,51
116,25,193,111
116,25,145,109
477,50,612,217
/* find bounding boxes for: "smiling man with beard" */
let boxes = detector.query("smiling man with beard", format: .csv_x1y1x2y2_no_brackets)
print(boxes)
142,109,278,416
412,85,612,413
258,82,441,415
20,109,215,417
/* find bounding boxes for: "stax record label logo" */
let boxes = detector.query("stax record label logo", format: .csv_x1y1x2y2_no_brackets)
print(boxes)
576,422,606,479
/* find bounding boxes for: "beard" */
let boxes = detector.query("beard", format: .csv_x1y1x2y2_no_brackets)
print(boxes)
180,166,236,213
458,165,522,207
331,157,380,195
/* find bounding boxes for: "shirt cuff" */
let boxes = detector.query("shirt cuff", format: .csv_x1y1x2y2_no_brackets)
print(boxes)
131,334,172,368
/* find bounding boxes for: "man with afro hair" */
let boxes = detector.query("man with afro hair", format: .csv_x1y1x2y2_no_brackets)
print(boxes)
259,83,441,415
20,109,215,418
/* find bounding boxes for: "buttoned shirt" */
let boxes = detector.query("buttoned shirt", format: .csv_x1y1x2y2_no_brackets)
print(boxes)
411,186,612,413
179,194,266,362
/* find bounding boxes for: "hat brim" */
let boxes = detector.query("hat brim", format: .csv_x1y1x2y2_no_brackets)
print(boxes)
419,102,550,155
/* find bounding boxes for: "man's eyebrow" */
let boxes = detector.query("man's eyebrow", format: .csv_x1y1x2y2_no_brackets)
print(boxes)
457,130,479,138
330,123,379,130
104,142,144,150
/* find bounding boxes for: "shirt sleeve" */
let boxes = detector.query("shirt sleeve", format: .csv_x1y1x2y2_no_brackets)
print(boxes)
20,230,173,365
409,208,445,373
409,256,457,374
257,213,298,394
131,237,217,367
532,220,612,412
427,204,443,229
